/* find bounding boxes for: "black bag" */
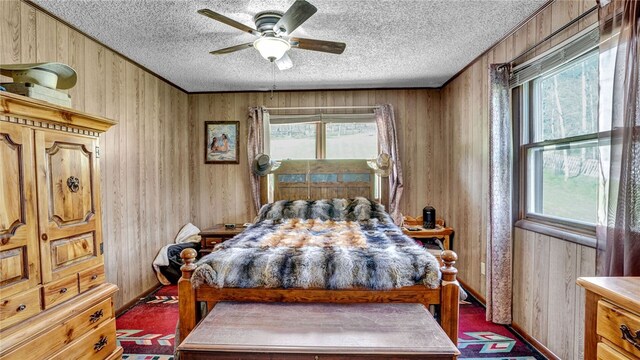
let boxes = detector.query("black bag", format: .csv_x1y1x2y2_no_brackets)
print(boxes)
158,242,201,284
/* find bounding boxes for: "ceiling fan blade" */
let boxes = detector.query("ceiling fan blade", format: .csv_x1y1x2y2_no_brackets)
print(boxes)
276,53,293,70
210,43,254,55
290,37,346,54
198,9,260,36
273,0,317,36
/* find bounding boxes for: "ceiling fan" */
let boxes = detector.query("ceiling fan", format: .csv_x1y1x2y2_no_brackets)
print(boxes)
198,0,346,70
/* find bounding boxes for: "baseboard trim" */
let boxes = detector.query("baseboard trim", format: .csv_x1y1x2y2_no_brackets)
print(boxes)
457,278,560,360
115,283,162,316
510,322,561,360
458,277,486,305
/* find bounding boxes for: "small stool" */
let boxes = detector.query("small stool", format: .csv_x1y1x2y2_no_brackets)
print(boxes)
178,302,459,359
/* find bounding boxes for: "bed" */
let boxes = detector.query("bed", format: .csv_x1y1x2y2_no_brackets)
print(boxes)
178,194,460,346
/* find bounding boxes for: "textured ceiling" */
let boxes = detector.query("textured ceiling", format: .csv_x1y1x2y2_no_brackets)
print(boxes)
32,0,548,92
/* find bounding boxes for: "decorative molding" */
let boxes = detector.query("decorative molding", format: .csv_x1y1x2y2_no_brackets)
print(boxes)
46,142,95,227
0,92,115,135
0,133,27,243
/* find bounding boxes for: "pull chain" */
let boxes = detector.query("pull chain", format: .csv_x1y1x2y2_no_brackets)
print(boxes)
270,61,276,100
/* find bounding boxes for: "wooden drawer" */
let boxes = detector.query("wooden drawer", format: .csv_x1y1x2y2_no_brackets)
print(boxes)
204,237,226,247
3,297,113,359
79,264,105,293
597,342,632,360
597,300,640,358
104,346,124,360
0,287,41,330
49,318,117,360
43,274,79,309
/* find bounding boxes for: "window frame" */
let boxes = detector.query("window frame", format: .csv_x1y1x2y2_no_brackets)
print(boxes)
268,115,378,161
516,48,601,236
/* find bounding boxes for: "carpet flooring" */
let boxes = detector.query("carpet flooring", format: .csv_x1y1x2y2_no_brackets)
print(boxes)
116,286,544,360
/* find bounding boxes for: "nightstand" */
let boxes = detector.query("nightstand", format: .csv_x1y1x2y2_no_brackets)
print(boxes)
402,217,454,266
199,224,246,255
402,225,454,251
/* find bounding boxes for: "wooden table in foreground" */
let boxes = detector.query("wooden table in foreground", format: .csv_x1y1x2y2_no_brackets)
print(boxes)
178,302,460,360
576,277,640,360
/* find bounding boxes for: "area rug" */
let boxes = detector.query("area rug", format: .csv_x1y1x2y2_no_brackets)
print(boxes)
116,286,544,360
458,300,545,359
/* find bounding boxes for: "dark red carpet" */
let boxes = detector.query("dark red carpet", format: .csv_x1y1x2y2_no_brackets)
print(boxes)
117,286,543,360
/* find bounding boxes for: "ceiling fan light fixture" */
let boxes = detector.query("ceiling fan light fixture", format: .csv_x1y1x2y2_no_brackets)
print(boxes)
253,37,291,61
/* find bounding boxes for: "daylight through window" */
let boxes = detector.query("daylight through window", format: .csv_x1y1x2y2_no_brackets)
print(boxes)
515,33,603,230
268,114,378,160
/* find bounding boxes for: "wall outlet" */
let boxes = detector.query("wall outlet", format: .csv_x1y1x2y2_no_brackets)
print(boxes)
480,262,486,276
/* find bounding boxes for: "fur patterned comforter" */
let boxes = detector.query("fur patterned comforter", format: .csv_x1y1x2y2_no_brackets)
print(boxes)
192,198,441,290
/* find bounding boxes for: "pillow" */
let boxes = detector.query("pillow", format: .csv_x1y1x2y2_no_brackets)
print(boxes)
257,197,386,222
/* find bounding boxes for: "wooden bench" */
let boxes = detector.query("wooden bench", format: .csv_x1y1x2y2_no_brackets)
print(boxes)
177,302,459,359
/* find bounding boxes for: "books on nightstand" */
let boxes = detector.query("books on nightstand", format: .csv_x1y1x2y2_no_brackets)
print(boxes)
1,82,71,107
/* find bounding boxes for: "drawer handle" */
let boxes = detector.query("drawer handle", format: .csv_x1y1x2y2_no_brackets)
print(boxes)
620,324,640,350
16,304,27,312
91,274,98,280
59,287,68,294
89,309,104,323
93,335,108,352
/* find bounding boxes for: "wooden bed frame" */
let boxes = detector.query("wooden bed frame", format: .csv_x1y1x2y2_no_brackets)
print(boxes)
178,248,460,346
178,160,458,347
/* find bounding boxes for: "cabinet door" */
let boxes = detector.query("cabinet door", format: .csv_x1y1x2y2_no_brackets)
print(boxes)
0,122,40,297
35,130,103,283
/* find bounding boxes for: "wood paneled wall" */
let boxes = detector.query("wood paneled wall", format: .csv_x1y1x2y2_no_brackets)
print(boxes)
189,90,442,228
440,1,598,358
1,0,191,309
513,228,595,359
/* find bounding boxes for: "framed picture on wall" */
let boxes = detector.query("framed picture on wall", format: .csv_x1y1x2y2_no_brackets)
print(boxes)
204,121,240,164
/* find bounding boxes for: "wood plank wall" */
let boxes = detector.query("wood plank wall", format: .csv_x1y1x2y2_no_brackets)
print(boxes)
0,0,191,309
188,90,443,228
440,1,598,358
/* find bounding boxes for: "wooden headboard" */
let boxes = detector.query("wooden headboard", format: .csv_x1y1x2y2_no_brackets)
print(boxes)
260,160,389,208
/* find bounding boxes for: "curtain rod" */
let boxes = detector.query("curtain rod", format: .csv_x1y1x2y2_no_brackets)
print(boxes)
264,105,380,111
504,5,598,67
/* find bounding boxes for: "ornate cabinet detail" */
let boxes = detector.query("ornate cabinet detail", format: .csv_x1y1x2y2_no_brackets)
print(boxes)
0,92,121,360
0,122,40,301
36,131,102,283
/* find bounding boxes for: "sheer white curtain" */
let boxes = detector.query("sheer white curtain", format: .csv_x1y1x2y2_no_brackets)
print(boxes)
374,104,404,225
487,64,513,325
247,107,270,214
596,0,640,276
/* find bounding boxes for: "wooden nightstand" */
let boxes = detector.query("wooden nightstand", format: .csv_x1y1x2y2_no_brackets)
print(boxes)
402,217,454,266
402,225,454,251
199,224,246,255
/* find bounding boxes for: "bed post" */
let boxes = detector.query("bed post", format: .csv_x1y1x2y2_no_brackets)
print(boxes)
179,248,199,342
440,250,459,346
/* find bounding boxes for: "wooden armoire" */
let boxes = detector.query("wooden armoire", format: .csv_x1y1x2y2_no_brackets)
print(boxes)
0,91,122,359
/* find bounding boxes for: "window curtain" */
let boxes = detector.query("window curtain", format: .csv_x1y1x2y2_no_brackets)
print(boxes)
487,64,513,325
247,107,270,214
596,0,640,276
374,104,404,225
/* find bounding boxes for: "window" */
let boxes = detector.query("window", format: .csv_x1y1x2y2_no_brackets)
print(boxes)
325,122,377,159
514,26,603,231
270,123,317,160
268,114,377,160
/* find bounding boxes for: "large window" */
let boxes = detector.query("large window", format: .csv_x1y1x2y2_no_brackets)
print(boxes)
268,114,378,160
515,26,602,231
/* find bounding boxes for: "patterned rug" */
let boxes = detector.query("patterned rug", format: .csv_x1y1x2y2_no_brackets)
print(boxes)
116,286,544,359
